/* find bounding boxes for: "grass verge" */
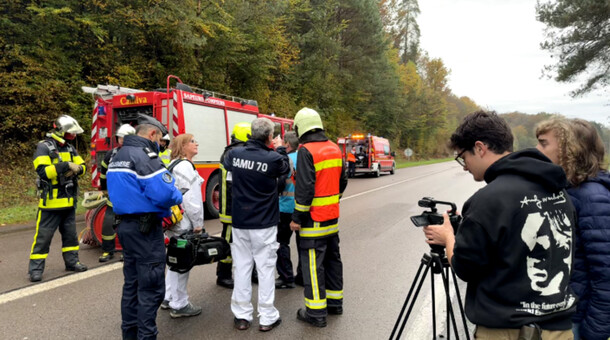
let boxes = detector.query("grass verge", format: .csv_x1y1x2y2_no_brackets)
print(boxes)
396,157,453,169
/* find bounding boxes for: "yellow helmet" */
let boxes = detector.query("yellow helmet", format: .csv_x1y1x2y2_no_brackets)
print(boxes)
232,122,251,142
294,107,323,137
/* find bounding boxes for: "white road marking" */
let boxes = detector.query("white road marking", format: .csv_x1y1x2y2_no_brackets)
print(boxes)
0,231,224,305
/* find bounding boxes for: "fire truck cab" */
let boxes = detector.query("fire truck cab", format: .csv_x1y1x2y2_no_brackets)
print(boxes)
337,133,395,177
85,75,293,220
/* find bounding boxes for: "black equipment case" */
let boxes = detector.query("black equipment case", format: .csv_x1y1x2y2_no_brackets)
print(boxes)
166,232,230,273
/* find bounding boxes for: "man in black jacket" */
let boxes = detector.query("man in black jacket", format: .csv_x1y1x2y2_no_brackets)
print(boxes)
423,111,576,340
222,117,290,332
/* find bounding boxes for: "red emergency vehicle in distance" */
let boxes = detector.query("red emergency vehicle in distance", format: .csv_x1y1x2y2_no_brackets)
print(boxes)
337,133,396,177
85,75,293,220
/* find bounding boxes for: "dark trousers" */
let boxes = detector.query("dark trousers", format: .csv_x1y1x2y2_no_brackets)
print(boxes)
300,234,343,318
276,212,301,283
29,208,79,274
216,223,233,280
117,217,166,340
101,205,117,253
348,161,356,178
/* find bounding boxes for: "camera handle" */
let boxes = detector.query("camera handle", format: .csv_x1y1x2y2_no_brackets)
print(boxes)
389,251,470,340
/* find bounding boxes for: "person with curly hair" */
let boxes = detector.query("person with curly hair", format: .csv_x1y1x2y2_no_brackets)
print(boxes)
536,118,610,340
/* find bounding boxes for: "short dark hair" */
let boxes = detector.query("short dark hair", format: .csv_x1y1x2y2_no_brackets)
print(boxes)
449,110,514,154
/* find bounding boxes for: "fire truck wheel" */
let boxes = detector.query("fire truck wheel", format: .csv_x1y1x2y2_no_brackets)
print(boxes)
390,163,395,175
375,166,380,177
205,173,220,219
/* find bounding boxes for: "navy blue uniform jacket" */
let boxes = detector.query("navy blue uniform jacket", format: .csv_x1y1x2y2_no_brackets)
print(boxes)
106,135,182,216
222,139,290,229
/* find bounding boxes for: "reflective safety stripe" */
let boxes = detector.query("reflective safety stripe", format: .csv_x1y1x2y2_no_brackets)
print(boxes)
326,289,343,300
295,203,310,212
33,155,52,169
62,246,79,252
39,195,74,209
30,253,48,260
311,194,340,207
219,214,232,224
305,297,327,310
44,164,58,179
30,210,42,256
59,152,72,161
102,234,116,240
99,173,106,179
309,249,320,301
231,299,251,307
314,158,343,172
300,223,339,238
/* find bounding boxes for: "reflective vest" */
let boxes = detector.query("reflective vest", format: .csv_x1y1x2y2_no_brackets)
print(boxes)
159,149,171,166
301,141,342,222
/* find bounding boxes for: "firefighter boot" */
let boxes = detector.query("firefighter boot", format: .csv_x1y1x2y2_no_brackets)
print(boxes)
216,261,234,289
98,252,114,263
28,259,45,282
63,252,88,272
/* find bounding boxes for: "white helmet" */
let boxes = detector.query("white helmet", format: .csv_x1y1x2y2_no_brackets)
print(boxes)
54,115,84,135
116,124,136,138
161,134,171,141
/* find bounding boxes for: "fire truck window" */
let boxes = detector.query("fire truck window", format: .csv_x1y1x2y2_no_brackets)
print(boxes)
274,122,281,138
284,123,291,132
384,145,390,155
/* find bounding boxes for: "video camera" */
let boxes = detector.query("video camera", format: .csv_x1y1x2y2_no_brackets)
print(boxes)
410,197,461,229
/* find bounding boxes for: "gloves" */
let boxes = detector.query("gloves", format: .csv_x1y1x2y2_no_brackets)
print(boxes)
68,162,82,173
64,162,82,178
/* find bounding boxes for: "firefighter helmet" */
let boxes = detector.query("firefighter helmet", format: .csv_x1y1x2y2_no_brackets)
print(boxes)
54,115,84,138
294,107,323,137
161,134,171,141
232,122,251,142
116,124,136,138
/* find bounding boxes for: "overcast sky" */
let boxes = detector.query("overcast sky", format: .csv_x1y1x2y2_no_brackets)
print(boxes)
417,0,608,126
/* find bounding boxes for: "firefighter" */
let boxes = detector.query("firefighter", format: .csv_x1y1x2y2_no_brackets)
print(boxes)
290,107,348,327
159,134,171,166
98,123,136,262
347,148,357,178
29,115,88,282
106,114,182,340
216,122,251,289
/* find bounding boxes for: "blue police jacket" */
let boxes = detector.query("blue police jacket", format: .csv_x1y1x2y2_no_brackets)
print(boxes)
107,135,182,216
279,150,297,213
222,139,290,229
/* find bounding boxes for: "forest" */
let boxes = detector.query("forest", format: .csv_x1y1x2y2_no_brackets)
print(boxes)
1,0,608,163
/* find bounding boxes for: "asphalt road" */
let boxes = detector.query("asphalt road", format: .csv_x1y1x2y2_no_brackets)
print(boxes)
0,161,484,339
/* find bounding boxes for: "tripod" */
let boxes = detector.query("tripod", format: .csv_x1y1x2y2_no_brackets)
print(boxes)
389,247,470,340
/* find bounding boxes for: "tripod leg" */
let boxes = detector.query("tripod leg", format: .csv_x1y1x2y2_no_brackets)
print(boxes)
431,267,436,339
451,268,471,340
435,256,460,340
390,256,429,339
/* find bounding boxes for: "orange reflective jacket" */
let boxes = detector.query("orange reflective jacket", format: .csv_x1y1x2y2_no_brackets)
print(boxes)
301,141,343,221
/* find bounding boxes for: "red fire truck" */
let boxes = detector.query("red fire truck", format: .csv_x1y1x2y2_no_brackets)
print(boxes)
337,133,396,177
84,75,293,227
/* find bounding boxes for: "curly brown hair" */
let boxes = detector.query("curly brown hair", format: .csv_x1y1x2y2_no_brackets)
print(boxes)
536,118,607,186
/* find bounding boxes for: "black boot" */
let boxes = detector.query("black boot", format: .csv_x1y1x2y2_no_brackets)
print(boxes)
296,308,327,327
66,262,88,272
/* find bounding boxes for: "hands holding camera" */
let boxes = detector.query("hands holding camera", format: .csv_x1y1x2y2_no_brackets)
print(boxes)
423,212,455,247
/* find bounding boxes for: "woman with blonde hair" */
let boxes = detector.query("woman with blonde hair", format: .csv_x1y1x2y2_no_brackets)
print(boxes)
161,133,205,318
536,118,610,340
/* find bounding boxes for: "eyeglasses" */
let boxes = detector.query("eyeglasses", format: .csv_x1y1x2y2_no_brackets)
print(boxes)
455,149,468,167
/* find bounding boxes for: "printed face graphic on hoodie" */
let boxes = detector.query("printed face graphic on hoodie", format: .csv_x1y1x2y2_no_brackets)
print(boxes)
521,204,572,296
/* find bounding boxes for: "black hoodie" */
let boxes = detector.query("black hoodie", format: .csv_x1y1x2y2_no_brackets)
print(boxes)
452,148,577,330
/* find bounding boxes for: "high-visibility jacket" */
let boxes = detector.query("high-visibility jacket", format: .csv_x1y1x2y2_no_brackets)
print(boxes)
218,139,246,224
33,133,86,210
347,152,356,163
159,149,171,166
293,131,347,239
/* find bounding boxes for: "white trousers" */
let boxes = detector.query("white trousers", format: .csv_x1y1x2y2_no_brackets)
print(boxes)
164,269,190,310
231,227,280,325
